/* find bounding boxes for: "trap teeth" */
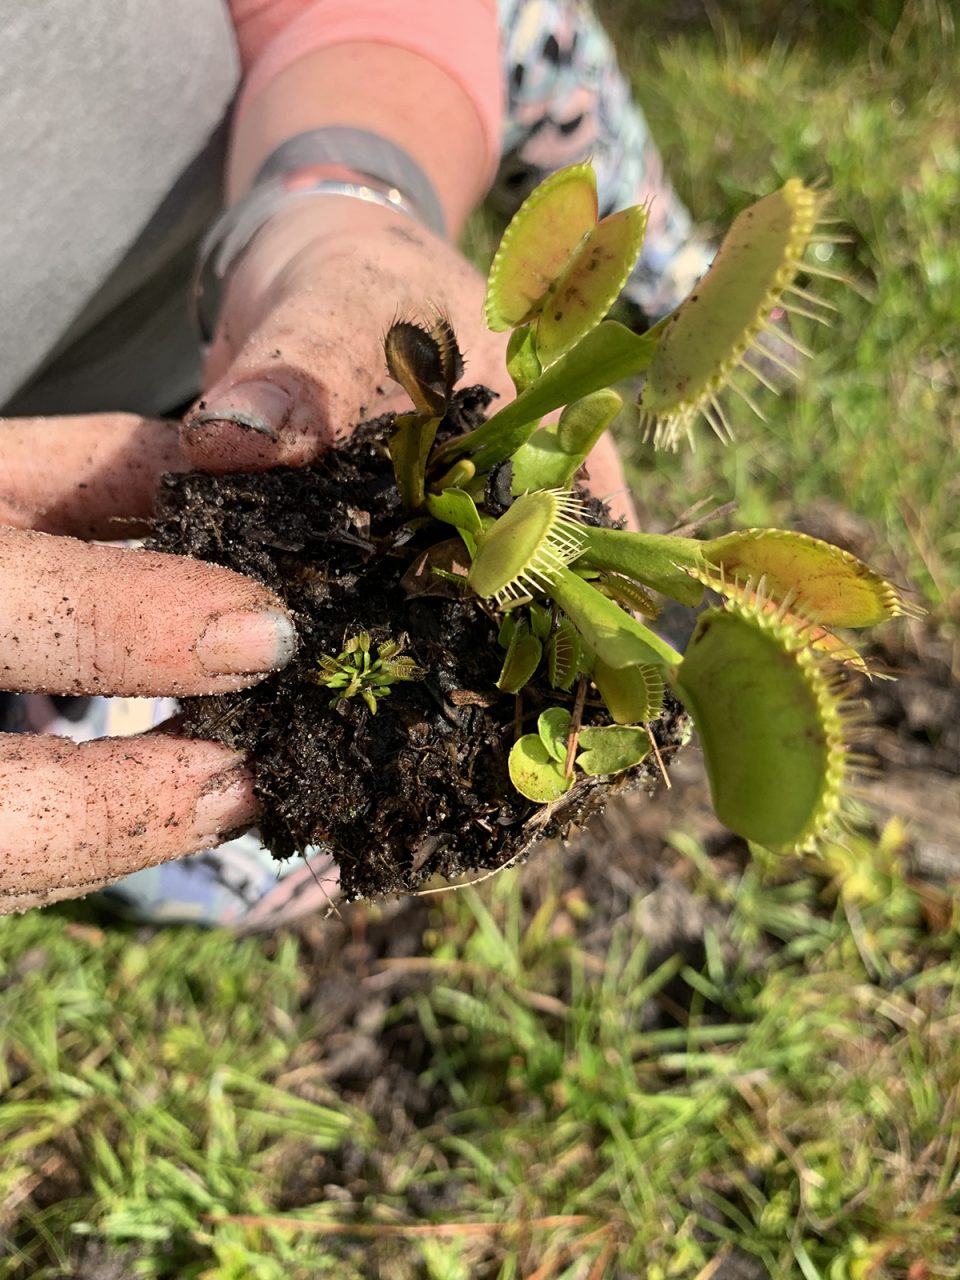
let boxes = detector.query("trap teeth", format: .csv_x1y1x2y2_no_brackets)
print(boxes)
638,180,838,449
467,490,586,605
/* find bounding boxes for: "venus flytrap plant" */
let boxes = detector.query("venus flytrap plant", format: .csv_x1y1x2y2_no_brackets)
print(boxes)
508,707,653,805
377,162,917,853
311,631,423,715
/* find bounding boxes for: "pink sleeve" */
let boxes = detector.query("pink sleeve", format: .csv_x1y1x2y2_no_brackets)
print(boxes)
228,0,503,182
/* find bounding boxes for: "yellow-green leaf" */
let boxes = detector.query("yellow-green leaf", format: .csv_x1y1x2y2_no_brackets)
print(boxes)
509,734,573,803
671,606,850,851
485,164,598,331
592,657,664,724
701,528,912,626
577,725,651,776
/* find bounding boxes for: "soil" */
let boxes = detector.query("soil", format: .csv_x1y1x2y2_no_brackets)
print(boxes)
150,391,688,901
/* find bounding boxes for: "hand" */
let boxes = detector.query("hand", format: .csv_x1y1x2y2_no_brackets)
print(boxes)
0,412,296,914
183,199,516,472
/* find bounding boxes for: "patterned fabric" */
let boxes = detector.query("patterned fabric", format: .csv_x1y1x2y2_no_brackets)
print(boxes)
495,0,712,320
4,0,710,929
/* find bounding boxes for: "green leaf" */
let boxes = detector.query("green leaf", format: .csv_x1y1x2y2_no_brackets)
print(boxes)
637,180,824,447
485,164,598,331
547,566,682,668
496,623,543,693
595,573,659,618
537,707,573,763
509,427,577,495
536,206,648,364
546,616,583,691
508,734,573,803
528,603,553,641
506,324,542,394
556,389,624,455
389,413,440,511
700,528,912,626
467,490,585,606
670,607,848,851
578,527,705,605
591,657,665,724
576,725,651,776
434,321,656,471
426,487,483,539
510,388,624,496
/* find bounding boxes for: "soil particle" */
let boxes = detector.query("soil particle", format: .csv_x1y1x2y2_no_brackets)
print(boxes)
151,396,687,900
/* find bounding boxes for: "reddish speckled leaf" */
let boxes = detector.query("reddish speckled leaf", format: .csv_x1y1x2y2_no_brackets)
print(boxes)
536,206,648,365
702,528,911,627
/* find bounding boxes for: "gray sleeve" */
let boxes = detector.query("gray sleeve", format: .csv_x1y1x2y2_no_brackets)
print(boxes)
0,0,240,411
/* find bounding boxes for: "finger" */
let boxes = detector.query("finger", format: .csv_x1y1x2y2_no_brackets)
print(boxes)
183,208,513,472
0,413,186,538
0,730,257,914
0,528,297,696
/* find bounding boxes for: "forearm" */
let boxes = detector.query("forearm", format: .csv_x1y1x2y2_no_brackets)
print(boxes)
188,3,510,472
226,1,502,235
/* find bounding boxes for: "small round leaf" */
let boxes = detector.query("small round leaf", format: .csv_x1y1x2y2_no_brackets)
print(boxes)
509,735,573,803
576,725,651,776
537,707,573,763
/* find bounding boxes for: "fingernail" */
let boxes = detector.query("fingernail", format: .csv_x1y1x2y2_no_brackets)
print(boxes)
193,768,257,845
188,380,292,441
196,607,297,676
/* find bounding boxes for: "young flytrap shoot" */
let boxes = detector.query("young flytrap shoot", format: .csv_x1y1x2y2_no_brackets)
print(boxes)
157,162,917,898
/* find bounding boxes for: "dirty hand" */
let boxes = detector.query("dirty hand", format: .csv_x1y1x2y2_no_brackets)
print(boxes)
0,206,511,914
0,415,297,913
184,198,514,471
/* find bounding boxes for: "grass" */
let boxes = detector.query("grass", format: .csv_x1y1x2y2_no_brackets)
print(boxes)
0,844,957,1277
1,3,958,1276
605,0,960,621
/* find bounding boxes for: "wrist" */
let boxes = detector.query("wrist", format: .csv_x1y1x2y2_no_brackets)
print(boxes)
201,194,436,361
194,152,436,342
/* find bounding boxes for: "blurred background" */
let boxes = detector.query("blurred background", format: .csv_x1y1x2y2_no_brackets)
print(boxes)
1,2,957,1276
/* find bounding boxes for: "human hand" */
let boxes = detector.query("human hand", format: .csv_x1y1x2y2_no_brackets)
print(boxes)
0,413,297,913
183,199,516,472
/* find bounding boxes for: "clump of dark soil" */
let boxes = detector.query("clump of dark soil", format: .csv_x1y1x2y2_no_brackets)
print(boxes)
151,391,687,900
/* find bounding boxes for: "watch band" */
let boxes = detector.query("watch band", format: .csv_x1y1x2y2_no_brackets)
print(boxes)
253,127,446,237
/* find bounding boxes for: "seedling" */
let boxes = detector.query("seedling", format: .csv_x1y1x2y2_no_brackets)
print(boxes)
312,631,422,714
508,707,652,803
376,163,916,854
